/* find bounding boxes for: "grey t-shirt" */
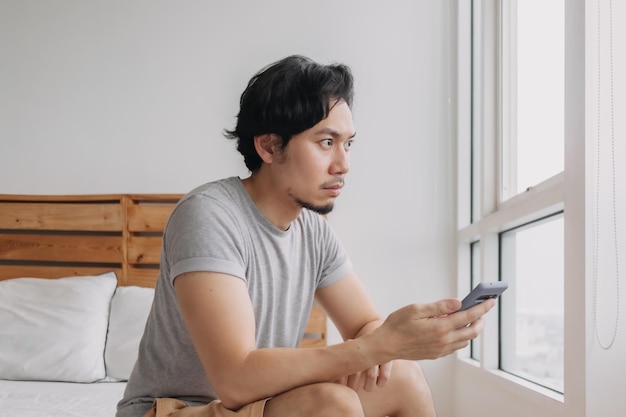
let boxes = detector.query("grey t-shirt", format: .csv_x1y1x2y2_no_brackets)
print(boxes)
116,177,351,417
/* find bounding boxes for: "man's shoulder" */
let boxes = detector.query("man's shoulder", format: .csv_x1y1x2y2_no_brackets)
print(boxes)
175,177,243,208
167,177,246,223
185,176,241,199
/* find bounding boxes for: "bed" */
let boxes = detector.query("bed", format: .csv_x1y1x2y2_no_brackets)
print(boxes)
0,194,327,417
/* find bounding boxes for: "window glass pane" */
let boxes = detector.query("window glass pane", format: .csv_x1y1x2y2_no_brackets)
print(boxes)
500,214,564,392
470,241,481,360
501,0,564,199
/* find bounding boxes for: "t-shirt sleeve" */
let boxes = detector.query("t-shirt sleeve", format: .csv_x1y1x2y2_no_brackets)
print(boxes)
316,217,353,289
163,195,248,285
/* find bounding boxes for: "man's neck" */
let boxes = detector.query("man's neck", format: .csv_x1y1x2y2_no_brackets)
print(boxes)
241,174,301,231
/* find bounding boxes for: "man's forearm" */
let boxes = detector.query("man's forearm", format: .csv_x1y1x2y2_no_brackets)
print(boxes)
353,319,384,339
217,334,387,410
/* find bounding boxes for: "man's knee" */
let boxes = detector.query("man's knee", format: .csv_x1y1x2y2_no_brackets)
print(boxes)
390,360,433,398
310,383,364,416
357,361,436,417
394,360,436,413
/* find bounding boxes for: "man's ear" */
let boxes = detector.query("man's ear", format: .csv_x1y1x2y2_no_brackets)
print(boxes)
253,134,280,164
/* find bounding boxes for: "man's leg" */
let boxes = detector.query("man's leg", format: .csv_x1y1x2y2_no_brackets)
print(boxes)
264,382,365,417
358,360,437,417
263,361,435,417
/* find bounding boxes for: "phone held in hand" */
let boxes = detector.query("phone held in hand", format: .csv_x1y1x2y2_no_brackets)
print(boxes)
458,282,508,312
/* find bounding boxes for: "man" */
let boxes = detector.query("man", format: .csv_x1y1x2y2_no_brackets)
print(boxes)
117,55,494,417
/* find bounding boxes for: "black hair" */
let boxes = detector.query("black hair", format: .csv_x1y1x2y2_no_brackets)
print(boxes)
224,55,354,172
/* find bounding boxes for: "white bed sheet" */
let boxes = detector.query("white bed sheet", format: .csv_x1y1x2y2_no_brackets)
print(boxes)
0,379,126,417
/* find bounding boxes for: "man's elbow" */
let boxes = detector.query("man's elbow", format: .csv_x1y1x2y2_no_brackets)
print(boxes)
214,382,259,411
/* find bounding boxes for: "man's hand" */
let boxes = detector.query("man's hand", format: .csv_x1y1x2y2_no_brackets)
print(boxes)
372,298,496,362
329,296,495,391
335,360,393,392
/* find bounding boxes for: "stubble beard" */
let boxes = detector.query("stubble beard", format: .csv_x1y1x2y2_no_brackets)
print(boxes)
288,179,344,215
295,198,335,215
288,188,335,215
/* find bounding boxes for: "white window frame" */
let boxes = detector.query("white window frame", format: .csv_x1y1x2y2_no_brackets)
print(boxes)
454,0,586,416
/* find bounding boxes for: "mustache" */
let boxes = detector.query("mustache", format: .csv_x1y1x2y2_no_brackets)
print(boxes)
320,178,345,188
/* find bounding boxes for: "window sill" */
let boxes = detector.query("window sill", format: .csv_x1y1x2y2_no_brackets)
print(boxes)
456,356,565,407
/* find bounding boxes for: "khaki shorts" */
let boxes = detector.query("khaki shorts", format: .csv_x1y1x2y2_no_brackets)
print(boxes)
142,398,268,417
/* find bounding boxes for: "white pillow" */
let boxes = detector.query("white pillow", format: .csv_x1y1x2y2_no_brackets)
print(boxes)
104,285,154,380
0,272,118,383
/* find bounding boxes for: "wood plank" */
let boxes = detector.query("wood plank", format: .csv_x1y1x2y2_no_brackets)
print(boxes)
127,204,175,232
128,195,183,203
0,194,123,203
126,267,160,288
0,266,122,281
0,234,122,263
299,338,326,348
304,305,327,334
0,202,123,231
300,305,327,347
127,235,162,264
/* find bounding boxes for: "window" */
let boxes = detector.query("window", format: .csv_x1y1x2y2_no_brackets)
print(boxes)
457,0,565,397
456,0,616,415
500,213,564,392
498,0,565,392
501,0,564,200
501,0,565,200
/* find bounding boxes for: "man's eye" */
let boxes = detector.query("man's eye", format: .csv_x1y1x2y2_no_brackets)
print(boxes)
322,139,333,147
344,140,354,150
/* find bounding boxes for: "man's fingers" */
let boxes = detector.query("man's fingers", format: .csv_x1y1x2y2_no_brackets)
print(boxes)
450,299,496,328
347,372,361,391
363,367,378,392
335,375,348,386
419,298,462,318
377,362,393,387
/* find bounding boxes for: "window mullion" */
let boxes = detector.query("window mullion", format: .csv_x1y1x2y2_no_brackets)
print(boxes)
477,0,501,371
479,0,499,220
478,230,501,369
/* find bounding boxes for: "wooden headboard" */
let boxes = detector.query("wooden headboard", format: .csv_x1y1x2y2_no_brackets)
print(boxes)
0,194,326,347
0,194,181,286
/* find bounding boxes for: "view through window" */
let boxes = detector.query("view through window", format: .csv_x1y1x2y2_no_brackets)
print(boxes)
500,214,564,392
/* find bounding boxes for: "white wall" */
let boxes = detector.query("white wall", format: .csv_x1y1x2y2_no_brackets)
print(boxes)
0,1,458,416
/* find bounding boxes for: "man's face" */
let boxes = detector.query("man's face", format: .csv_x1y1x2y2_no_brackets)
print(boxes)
274,100,356,215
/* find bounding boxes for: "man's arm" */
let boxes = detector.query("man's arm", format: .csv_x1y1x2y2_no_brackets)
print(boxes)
174,271,378,409
314,272,390,391
175,271,494,410
314,271,382,341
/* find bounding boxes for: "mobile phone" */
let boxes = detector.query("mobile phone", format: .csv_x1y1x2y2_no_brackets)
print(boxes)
458,282,508,312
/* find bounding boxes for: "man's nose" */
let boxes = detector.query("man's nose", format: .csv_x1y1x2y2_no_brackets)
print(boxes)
330,147,350,175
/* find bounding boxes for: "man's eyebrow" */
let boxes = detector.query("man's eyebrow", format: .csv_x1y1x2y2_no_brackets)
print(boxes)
315,127,357,138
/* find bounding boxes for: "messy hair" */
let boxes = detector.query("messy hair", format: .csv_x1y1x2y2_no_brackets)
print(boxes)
224,55,354,172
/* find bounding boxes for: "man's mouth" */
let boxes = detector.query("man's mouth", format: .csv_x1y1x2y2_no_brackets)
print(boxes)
322,181,344,197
